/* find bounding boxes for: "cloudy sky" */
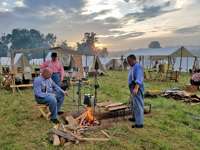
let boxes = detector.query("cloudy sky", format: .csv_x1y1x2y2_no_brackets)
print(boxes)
0,0,200,51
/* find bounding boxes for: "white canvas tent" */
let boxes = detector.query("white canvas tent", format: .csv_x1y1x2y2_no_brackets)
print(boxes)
90,56,108,75
81,56,108,76
173,57,200,72
99,57,122,70
0,57,11,65
14,53,33,80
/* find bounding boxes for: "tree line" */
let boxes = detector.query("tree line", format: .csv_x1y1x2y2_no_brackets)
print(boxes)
0,29,108,59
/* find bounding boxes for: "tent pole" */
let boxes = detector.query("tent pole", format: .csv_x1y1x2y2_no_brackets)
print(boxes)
58,48,60,61
179,46,183,82
121,55,124,79
167,56,170,85
149,56,152,71
191,57,197,79
139,56,141,64
43,50,45,63
86,55,87,66
142,56,144,69
93,55,95,83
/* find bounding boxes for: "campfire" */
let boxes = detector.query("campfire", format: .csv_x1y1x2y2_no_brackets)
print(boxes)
77,108,100,126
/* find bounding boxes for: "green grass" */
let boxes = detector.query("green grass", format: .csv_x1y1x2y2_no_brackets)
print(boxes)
0,70,200,149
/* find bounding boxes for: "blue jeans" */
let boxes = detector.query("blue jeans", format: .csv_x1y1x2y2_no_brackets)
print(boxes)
129,82,145,125
51,73,61,87
35,92,65,119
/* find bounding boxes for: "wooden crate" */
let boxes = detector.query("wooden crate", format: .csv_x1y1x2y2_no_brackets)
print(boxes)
185,84,198,92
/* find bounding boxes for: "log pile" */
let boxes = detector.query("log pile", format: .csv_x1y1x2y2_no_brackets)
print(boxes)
96,102,127,111
160,92,200,105
144,91,159,99
49,114,111,147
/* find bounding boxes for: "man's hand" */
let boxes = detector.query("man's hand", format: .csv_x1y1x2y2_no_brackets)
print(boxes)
52,94,56,97
64,92,68,96
133,83,140,95
60,78,63,82
133,88,138,95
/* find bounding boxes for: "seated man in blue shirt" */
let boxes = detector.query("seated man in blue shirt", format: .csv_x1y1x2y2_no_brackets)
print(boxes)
33,67,67,124
127,54,145,128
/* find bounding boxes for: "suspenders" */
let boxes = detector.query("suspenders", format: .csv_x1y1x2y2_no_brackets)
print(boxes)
132,67,134,82
42,79,53,93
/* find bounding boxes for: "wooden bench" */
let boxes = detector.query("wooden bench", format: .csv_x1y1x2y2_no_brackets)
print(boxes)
36,103,51,120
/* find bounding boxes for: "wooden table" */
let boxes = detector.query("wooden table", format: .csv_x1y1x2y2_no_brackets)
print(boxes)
0,72,40,93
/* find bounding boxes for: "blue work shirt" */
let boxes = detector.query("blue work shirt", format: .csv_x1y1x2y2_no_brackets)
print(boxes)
128,62,143,85
33,75,65,98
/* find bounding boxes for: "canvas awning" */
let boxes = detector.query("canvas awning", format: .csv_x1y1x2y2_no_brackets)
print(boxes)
124,46,199,59
12,47,93,56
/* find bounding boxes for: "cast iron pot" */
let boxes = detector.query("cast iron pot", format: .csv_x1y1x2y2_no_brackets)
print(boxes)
15,80,21,85
23,79,30,84
35,68,40,72
64,66,71,71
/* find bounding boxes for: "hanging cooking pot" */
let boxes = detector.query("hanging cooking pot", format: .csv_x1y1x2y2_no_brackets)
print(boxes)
84,94,90,105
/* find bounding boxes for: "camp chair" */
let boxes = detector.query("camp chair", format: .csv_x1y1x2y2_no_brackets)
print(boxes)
36,103,51,120
155,65,165,81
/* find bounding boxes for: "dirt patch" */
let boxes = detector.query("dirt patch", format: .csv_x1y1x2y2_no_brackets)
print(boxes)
61,108,156,130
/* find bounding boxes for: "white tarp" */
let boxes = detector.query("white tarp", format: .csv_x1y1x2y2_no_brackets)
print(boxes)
0,57,11,65
173,57,199,72
14,53,33,80
29,58,43,65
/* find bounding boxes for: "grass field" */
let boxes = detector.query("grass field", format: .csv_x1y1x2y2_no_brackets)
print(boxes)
0,69,200,150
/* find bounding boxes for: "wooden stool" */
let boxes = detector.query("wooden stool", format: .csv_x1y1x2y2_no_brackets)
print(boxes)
36,103,51,120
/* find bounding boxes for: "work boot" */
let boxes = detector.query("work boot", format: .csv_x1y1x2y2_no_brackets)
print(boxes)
131,124,143,128
128,118,135,122
58,111,64,115
51,119,60,124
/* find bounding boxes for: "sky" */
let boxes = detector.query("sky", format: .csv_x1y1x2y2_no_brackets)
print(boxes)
0,0,200,51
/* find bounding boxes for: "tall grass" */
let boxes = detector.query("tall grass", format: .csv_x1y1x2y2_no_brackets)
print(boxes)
0,70,200,149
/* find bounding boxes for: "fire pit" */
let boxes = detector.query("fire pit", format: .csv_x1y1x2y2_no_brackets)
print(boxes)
76,108,100,126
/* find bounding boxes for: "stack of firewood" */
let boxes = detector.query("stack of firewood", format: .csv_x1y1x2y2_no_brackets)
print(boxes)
96,102,127,111
144,91,160,99
49,114,111,147
160,92,200,105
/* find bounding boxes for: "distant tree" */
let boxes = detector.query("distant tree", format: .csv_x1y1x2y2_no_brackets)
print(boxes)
2,28,57,59
0,41,9,57
77,32,98,54
148,41,162,49
57,40,72,49
77,32,108,57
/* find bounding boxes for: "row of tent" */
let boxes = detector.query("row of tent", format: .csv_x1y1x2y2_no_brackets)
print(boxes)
1,46,199,74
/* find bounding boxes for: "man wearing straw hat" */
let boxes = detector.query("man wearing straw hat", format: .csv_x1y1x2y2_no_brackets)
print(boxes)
40,52,64,87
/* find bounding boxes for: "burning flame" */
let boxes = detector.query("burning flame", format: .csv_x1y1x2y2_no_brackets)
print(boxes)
78,108,100,126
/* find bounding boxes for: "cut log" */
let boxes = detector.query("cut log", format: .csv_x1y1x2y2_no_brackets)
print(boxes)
106,105,127,111
59,127,84,141
96,102,113,107
64,142,72,147
64,125,77,130
60,137,66,145
190,102,200,106
53,125,60,146
75,139,80,144
101,130,111,139
50,128,75,141
49,133,54,142
65,116,78,126
82,138,110,141
105,103,123,108
53,134,60,146
75,112,87,121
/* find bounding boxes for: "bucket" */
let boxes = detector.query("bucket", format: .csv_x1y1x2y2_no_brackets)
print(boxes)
84,94,90,105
